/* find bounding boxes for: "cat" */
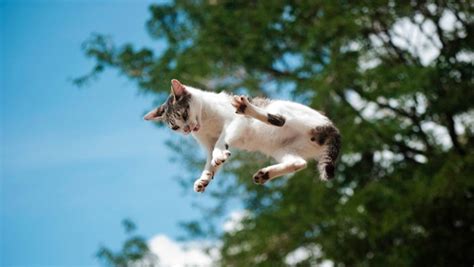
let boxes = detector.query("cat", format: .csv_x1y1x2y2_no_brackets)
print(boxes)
144,79,341,193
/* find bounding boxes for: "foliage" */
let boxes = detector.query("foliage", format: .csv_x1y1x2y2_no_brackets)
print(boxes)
96,219,158,267
79,1,473,266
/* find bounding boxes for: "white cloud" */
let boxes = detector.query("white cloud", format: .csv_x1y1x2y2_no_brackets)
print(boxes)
456,51,474,62
285,244,333,267
360,10,466,68
148,235,218,267
421,121,452,149
147,210,338,267
222,210,248,233
391,16,441,65
145,210,250,267
345,91,385,120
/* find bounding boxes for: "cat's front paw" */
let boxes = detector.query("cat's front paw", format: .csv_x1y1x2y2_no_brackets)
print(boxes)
194,171,214,193
211,150,231,167
231,95,251,114
253,170,270,185
194,179,209,193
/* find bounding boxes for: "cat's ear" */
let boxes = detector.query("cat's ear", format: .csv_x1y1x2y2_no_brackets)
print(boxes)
170,79,187,98
144,105,166,121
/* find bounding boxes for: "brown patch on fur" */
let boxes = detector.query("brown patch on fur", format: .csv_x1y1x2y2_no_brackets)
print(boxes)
267,113,286,126
310,125,335,145
154,105,166,118
311,124,341,180
164,93,191,124
236,103,247,114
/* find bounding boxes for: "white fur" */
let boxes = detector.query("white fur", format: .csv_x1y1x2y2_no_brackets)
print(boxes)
176,86,332,193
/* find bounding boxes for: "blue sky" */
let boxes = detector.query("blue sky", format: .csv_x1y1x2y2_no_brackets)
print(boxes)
1,1,217,266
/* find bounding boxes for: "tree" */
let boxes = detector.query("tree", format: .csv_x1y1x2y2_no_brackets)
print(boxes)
78,1,473,266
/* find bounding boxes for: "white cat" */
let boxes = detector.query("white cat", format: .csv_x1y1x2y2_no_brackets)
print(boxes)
144,79,341,193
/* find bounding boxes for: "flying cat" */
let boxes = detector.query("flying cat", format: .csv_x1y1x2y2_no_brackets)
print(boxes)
144,79,341,193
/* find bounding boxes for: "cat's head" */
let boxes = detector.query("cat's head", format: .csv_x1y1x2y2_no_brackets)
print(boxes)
144,79,201,134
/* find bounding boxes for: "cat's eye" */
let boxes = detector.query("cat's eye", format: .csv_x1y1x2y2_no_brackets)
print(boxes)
182,111,188,121
171,125,180,131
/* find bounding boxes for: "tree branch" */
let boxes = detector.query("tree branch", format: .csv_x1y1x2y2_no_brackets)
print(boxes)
374,101,432,152
336,91,427,157
445,112,465,155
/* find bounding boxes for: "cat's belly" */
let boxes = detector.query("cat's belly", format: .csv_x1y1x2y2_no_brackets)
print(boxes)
231,120,321,160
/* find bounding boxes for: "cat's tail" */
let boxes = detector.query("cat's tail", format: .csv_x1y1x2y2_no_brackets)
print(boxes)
311,124,341,180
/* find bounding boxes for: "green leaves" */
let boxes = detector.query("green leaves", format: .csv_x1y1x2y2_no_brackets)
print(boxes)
96,219,158,267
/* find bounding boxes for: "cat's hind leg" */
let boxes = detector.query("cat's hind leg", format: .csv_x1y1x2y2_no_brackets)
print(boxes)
232,95,286,127
253,154,307,185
